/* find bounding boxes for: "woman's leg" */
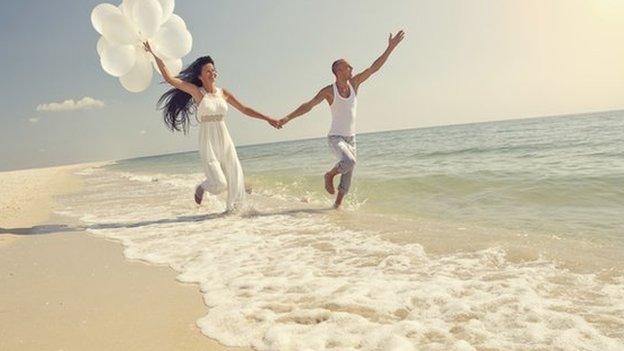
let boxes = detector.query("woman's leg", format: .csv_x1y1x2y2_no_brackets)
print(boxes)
216,126,246,212
221,146,245,211
197,126,227,204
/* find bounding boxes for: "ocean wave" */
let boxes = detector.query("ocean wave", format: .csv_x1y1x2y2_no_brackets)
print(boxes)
58,167,624,350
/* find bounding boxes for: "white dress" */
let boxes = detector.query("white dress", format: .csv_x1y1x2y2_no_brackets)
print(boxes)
196,87,245,211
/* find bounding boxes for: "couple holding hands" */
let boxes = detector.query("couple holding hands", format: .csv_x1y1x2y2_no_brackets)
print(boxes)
144,30,405,212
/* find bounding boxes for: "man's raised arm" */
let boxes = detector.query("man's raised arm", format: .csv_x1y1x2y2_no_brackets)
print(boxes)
351,30,405,90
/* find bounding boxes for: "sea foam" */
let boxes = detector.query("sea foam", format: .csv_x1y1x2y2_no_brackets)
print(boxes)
57,166,624,350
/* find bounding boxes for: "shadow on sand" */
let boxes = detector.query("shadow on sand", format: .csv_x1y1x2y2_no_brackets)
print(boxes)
0,206,333,236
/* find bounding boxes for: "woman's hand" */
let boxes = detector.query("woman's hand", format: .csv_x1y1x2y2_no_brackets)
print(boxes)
266,118,282,129
143,41,154,55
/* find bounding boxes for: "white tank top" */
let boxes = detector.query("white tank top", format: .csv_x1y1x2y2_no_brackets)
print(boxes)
328,81,357,137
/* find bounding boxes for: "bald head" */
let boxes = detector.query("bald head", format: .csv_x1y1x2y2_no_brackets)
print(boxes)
332,59,345,74
331,59,353,79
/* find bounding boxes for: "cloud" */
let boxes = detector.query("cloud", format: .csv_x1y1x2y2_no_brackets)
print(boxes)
28,117,39,123
36,97,105,112
140,130,147,135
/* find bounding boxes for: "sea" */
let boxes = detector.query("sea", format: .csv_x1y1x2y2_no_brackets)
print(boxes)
57,110,624,350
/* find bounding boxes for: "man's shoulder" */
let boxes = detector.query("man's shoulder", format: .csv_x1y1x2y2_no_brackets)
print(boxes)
318,85,333,99
348,78,361,93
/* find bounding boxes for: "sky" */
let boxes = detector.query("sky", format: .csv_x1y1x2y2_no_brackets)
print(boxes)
1,0,623,171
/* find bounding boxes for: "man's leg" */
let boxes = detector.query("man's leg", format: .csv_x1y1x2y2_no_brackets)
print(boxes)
326,136,356,206
324,166,339,194
334,168,353,208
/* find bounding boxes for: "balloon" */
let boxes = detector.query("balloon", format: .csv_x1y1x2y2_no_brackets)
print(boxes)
91,3,120,35
98,7,139,45
167,13,187,29
96,36,106,57
158,0,175,24
152,16,192,59
100,39,137,77
92,1,192,92
132,0,163,40
120,0,137,17
120,51,153,92
151,57,182,77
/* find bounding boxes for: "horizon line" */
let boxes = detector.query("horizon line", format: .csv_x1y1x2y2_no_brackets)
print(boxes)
3,107,622,172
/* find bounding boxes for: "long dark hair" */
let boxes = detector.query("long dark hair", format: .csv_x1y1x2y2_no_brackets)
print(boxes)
157,56,214,133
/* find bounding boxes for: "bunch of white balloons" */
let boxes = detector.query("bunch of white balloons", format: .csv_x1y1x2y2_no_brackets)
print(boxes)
91,0,192,92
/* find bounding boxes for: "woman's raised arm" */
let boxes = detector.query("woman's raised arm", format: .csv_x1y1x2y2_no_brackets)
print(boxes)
143,41,203,103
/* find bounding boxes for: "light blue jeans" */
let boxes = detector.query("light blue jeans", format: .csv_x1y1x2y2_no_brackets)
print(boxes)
327,135,356,194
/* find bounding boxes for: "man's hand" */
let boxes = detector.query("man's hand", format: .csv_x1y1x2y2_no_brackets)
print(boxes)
267,118,282,129
352,30,405,89
278,117,290,127
388,30,405,51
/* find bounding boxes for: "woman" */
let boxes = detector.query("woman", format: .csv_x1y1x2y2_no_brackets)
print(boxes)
144,42,281,212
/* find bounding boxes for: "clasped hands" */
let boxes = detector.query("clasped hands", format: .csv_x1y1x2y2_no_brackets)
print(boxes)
265,116,292,130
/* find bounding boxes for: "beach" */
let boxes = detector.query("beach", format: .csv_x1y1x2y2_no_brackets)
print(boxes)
2,0,623,347
0,165,84,247
0,164,248,351
1,111,623,350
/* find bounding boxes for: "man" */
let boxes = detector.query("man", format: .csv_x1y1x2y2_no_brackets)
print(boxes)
279,30,405,208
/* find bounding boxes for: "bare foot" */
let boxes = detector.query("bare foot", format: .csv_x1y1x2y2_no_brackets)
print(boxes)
324,172,335,194
334,189,345,210
333,191,345,209
194,185,204,205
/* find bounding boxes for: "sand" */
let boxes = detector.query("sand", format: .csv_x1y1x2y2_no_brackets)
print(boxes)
0,164,251,351
0,164,86,248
